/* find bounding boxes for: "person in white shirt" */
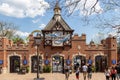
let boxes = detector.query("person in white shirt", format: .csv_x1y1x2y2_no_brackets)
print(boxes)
82,64,88,80
104,67,111,80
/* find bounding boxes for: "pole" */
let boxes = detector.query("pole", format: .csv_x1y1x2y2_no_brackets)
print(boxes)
37,45,39,79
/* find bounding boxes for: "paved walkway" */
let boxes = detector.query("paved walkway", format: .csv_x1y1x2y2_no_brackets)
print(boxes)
0,72,106,80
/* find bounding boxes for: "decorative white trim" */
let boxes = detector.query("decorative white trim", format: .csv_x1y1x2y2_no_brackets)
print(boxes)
29,52,43,73
51,52,65,57
93,52,104,60
7,52,22,73
72,52,86,59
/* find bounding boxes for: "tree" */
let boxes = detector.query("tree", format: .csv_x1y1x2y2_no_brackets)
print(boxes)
12,35,25,45
46,0,120,42
47,0,120,16
0,21,18,39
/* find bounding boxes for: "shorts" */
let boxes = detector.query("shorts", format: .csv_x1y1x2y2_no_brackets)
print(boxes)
83,71,87,77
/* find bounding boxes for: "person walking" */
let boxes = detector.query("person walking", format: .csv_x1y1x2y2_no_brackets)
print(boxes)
82,64,88,80
75,67,80,80
64,65,70,80
115,64,120,80
104,67,111,80
87,64,92,80
111,67,117,80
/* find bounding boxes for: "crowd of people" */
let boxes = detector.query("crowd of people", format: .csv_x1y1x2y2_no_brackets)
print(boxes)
64,62,120,80
64,63,92,80
104,63,120,80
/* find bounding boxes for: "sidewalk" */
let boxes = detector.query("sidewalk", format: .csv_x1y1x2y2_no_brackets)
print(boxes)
0,72,105,80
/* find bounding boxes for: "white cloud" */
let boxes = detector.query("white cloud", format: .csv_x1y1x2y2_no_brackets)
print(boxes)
92,32,106,44
15,30,30,37
39,24,46,29
32,19,40,23
0,0,49,18
66,0,103,16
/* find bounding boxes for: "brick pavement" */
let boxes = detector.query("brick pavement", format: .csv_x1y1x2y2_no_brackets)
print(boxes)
0,73,106,80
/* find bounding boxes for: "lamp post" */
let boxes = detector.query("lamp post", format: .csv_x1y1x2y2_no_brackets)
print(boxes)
34,33,42,80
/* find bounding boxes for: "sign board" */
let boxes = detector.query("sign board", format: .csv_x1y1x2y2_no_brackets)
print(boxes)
44,60,50,65
88,60,92,64
23,60,27,65
0,60,3,65
66,59,71,65
112,60,116,65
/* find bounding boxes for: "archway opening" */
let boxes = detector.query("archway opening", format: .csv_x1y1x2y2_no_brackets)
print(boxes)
73,55,86,72
31,56,42,73
10,56,20,73
95,55,107,72
52,55,64,73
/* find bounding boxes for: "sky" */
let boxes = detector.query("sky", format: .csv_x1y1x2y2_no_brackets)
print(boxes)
0,0,120,44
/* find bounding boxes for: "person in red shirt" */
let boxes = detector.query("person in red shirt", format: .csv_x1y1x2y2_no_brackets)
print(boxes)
111,67,117,80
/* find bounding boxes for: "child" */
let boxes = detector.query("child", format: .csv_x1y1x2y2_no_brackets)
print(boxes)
76,68,80,80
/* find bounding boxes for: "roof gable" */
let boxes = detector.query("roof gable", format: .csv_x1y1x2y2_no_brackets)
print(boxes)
43,16,73,31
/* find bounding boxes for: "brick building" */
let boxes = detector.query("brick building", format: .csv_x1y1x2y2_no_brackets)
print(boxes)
0,3,118,73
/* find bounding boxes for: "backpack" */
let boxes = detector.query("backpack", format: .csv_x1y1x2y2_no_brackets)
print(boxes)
111,70,116,74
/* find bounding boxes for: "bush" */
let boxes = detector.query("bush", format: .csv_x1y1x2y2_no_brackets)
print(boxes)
92,65,96,72
26,66,29,73
43,65,51,73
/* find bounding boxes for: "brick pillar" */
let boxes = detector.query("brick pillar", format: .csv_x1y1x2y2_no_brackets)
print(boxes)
110,50,117,67
2,37,7,73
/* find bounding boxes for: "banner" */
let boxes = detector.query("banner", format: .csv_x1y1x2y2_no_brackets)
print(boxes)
66,59,71,65
112,60,116,65
88,60,92,64
23,60,27,65
44,60,50,65
0,60,3,65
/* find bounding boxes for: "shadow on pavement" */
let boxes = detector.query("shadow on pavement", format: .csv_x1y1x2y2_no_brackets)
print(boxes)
34,77,45,80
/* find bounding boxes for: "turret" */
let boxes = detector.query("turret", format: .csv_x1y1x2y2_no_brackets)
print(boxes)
54,2,61,15
53,2,61,21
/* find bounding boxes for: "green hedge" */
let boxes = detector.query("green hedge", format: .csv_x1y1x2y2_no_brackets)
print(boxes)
43,65,51,73
92,65,96,72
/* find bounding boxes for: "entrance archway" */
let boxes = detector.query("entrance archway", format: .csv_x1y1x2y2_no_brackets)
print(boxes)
52,55,64,72
95,55,107,72
10,56,20,73
73,55,86,71
31,56,42,73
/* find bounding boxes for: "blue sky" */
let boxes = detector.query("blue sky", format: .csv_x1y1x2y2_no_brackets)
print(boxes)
0,0,120,44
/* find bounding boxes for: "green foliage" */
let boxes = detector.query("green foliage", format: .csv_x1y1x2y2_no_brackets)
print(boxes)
12,35,25,44
92,65,96,72
26,66,29,73
43,65,51,73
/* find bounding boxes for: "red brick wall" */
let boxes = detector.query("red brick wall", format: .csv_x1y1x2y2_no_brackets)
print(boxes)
0,34,118,72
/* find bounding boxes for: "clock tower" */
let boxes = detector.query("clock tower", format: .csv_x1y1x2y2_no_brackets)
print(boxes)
42,2,74,48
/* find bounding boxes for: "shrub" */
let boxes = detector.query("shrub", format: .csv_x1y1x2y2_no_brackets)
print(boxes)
92,65,96,72
26,66,29,73
43,65,51,73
